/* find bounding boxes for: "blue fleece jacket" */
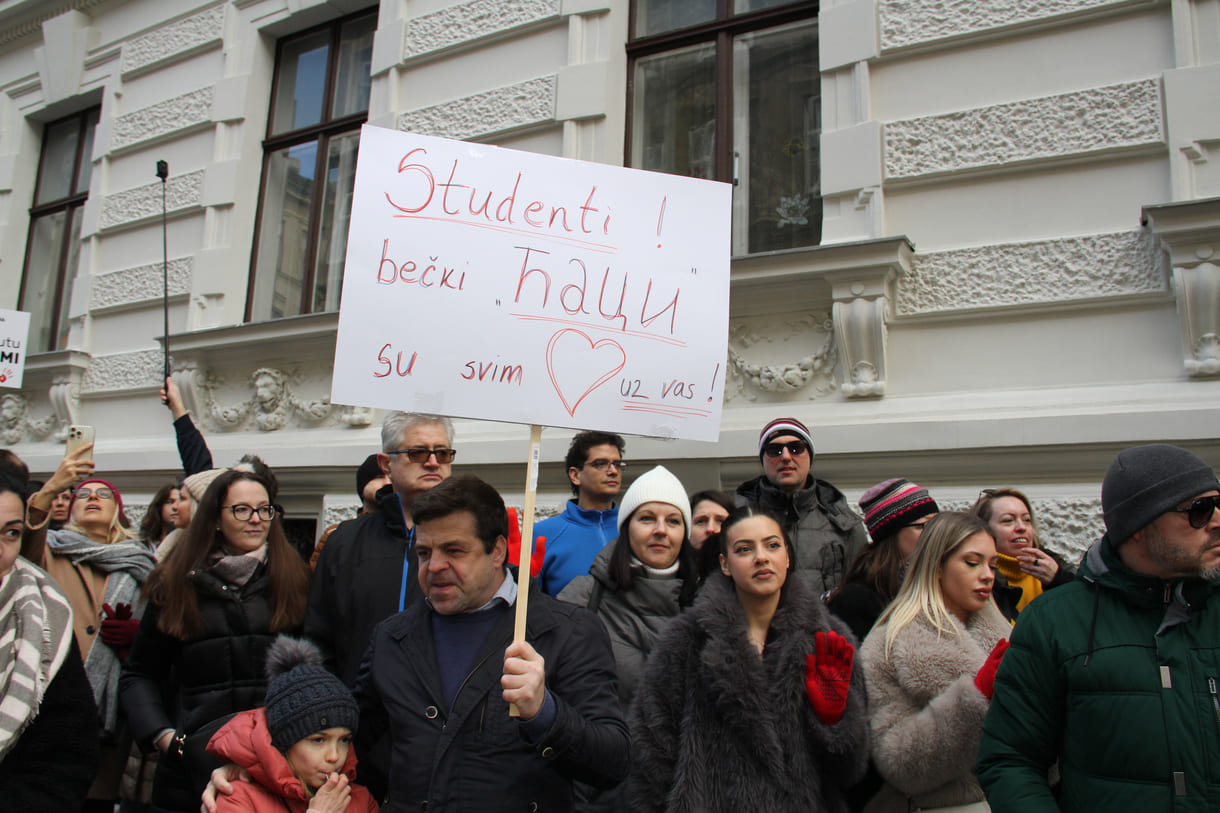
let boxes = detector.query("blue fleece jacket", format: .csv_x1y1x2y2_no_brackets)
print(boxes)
535,499,618,596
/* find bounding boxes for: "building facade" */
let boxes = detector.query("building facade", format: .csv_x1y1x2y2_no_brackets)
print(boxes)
1,0,1217,559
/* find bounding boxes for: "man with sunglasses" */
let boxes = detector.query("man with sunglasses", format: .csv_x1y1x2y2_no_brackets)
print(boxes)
980,444,1220,813
735,417,867,597
536,431,626,596
305,411,456,800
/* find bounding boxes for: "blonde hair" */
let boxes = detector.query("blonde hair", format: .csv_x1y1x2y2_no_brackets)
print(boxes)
971,487,1040,549
67,507,136,545
875,511,993,659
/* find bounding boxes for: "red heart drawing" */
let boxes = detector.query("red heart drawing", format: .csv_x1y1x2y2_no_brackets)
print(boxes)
546,329,627,417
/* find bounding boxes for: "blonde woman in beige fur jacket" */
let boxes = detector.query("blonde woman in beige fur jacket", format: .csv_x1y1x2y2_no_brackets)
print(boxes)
860,512,1012,813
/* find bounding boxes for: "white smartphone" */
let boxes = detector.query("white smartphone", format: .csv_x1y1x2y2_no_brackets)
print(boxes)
65,425,95,457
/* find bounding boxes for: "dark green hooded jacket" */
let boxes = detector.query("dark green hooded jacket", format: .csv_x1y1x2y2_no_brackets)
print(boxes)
978,535,1220,812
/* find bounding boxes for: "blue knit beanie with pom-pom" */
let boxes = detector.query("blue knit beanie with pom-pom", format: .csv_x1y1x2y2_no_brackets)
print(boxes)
263,636,360,751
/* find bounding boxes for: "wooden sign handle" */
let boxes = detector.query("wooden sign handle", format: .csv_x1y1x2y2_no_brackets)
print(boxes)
508,423,543,717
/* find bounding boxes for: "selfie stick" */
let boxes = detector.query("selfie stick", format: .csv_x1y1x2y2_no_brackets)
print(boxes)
156,160,169,380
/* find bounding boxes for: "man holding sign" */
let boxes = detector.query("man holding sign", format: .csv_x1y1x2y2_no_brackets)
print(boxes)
354,475,629,811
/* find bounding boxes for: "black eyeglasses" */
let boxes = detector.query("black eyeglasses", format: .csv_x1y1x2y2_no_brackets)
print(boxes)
1170,495,1220,529
584,459,627,471
387,447,457,464
225,504,277,522
903,518,935,531
763,440,808,458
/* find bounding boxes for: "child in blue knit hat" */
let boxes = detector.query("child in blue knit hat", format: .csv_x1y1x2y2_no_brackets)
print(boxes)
205,636,378,813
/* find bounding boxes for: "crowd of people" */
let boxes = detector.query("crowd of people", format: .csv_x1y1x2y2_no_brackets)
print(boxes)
1,388,1218,813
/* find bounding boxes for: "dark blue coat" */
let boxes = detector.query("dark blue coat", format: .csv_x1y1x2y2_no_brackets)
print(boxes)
355,578,630,812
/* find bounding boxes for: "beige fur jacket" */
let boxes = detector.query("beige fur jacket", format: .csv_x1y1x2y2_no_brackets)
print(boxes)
859,601,1011,812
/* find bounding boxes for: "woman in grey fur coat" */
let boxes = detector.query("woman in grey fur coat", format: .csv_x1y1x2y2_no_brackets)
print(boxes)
859,512,1012,813
629,505,869,813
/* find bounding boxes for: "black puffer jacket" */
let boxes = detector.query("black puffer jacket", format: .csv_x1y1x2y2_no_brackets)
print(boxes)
120,563,289,812
305,484,417,687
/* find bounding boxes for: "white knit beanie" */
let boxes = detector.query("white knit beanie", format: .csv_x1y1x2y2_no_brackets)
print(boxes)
616,465,692,534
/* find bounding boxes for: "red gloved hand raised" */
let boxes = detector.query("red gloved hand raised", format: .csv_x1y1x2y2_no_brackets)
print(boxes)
100,602,140,660
804,629,854,726
974,638,1010,700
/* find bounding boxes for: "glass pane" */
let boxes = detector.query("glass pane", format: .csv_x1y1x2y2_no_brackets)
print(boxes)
35,118,81,205
271,30,330,134
57,211,83,349
631,44,716,180
733,0,798,13
333,14,375,119
73,110,99,195
20,211,68,352
634,0,716,37
250,142,318,319
312,131,360,313
733,21,820,253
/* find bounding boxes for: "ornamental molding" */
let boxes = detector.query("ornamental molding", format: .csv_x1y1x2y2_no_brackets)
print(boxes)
110,86,214,152
173,363,372,433
120,4,225,77
725,313,838,403
82,349,162,393
878,0,1147,51
89,257,193,311
896,230,1167,316
884,80,1162,181
323,504,359,528
98,170,204,231
398,76,556,141
404,0,561,61
0,392,58,444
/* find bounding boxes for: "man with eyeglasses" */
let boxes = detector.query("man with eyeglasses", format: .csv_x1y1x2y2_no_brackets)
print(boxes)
979,443,1220,813
536,431,626,596
305,411,456,799
735,417,867,597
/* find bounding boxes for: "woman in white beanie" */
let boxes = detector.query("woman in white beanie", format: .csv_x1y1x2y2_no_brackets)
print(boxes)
559,465,698,809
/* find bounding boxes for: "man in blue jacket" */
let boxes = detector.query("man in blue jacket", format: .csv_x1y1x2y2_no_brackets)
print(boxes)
355,474,630,811
978,443,1220,812
536,431,625,595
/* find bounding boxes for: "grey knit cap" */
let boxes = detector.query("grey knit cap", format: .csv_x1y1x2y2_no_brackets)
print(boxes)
264,636,359,751
1101,444,1218,544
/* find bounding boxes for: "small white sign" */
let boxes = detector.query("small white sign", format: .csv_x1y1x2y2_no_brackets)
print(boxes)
0,308,30,389
332,127,731,442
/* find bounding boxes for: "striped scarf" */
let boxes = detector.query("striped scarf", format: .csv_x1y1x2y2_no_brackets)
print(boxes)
46,528,156,736
0,558,74,760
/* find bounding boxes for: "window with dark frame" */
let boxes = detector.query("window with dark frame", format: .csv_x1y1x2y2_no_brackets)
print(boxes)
20,107,99,353
247,8,377,322
627,1,820,255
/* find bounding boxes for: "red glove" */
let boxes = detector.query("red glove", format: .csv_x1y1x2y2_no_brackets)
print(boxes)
804,630,854,726
974,638,1010,700
100,602,140,660
530,536,546,578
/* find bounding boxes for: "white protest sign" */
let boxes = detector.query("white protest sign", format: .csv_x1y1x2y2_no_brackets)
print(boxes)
0,308,30,389
332,126,731,442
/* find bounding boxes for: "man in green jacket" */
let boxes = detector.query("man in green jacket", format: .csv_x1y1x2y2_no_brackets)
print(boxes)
978,443,1220,812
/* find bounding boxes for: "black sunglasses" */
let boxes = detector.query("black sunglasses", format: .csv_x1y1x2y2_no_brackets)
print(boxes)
1170,495,1220,529
387,447,457,464
763,440,808,458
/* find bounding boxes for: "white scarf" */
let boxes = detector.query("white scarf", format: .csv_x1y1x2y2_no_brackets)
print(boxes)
0,558,74,759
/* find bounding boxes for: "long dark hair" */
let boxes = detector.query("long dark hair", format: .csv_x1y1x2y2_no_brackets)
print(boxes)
139,483,177,545
144,469,309,640
828,532,908,607
607,505,699,607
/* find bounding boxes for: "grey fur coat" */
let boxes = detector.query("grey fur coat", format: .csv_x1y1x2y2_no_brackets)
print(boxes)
628,573,869,813
859,601,1011,812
